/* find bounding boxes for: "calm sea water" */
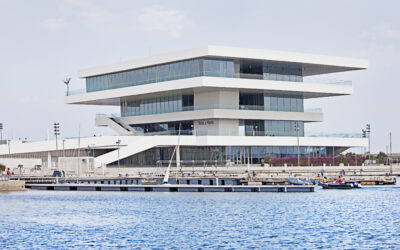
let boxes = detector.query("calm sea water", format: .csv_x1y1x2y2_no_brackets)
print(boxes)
1,183,400,249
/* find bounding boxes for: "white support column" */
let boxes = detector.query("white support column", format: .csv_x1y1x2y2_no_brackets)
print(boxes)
47,152,52,170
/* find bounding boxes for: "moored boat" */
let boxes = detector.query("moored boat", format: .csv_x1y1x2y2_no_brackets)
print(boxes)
287,178,314,185
321,183,353,189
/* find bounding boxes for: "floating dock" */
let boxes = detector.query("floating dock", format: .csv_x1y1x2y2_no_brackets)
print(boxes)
26,183,315,192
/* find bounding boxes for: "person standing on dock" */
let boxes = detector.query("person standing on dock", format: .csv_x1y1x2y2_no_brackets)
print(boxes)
6,168,10,177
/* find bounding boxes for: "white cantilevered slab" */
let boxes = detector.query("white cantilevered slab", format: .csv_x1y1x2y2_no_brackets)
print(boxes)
78,45,368,78
65,77,353,105
95,109,323,126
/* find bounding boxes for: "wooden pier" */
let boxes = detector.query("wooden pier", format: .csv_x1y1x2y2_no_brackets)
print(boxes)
26,183,315,192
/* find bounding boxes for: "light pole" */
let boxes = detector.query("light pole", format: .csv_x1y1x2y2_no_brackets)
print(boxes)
295,122,300,167
116,139,121,176
54,123,60,150
362,129,367,165
390,132,392,175
366,124,371,164
0,123,3,144
63,77,71,96
54,123,60,171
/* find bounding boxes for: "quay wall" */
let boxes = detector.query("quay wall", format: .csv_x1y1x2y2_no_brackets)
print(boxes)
0,180,25,191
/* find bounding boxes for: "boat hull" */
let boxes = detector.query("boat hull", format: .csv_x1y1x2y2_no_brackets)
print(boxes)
321,183,353,189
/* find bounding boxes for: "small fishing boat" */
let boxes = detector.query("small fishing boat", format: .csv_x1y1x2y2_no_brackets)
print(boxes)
321,183,353,189
287,178,314,185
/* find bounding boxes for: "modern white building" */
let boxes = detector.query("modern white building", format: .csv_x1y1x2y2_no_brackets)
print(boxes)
0,46,368,170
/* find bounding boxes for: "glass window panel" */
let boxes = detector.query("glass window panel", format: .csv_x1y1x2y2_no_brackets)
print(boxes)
270,96,278,111
264,94,271,111
291,97,298,112
297,98,303,112
168,96,173,112
277,95,284,111
278,121,285,134
177,95,182,111
284,121,291,132
153,98,158,114
284,96,291,111
222,60,227,75
160,97,165,113
228,61,234,74
148,99,153,114
184,61,189,77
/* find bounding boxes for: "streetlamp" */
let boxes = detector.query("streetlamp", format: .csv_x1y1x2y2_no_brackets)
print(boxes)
389,132,392,175
54,123,60,171
365,124,371,164
362,129,367,165
295,122,300,167
54,123,60,150
63,77,71,96
116,139,121,176
0,123,3,145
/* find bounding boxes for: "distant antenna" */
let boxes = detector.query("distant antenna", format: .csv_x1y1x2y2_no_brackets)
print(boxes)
63,77,71,96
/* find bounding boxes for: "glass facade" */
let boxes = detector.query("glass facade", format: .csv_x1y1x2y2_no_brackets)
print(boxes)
86,58,234,92
239,92,304,112
243,120,304,136
129,119,303,136
85,58,306,93
121,92,304,117
265,120,304,136
109,146,328,166
244,120,265,136
203,59,235,77
121,94,194,117
239,93,264,110
263,63,303,82
264,93,303,112
131,121,193,135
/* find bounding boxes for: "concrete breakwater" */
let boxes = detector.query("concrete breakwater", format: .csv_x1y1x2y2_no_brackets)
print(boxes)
0,180,25,191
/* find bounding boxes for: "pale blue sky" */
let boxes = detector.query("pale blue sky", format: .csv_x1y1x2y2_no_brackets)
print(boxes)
0,0,399,152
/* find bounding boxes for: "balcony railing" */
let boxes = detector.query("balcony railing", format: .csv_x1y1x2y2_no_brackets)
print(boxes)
96,105,322,118
302,77,352,86
66,89,86,96
305,132,363,138
125,130,363,138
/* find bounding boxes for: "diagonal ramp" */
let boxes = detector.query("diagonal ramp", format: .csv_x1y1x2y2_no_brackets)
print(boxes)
95,137,158,167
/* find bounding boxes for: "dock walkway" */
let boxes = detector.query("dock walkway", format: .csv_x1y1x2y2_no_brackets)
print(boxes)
27,183,315,192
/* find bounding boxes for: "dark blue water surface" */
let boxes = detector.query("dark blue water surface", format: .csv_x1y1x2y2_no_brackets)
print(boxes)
1,185,400,249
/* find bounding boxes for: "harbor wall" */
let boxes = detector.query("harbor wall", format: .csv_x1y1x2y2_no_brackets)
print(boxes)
0,180,25,191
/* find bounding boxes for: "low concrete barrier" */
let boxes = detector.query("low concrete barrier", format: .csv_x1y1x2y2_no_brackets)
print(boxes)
0,180,25,191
